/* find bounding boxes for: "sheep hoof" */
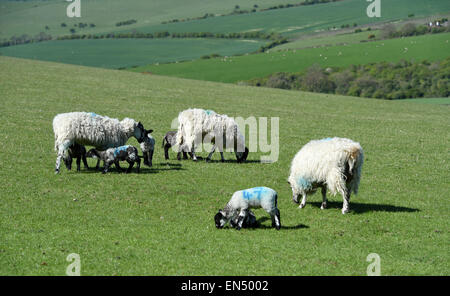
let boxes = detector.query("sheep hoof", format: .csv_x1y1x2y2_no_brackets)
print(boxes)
320,202,327,210
299,203,306,209
342,208,349,214
54,170,60,174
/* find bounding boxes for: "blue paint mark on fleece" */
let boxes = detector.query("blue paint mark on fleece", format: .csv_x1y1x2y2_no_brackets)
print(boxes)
114,145,130,157
321,137,333,141
297,177,312,190
89,112,99,118
242,187,269,201
204,110,214,115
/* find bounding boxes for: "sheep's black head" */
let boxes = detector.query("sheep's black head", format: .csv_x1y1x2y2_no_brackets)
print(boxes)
235,147,249,163
214,210,227,229
135,122,147,143
63,156,72,170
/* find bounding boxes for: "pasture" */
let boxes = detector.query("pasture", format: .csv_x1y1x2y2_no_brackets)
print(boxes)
0,56,448,275
130,32,450,83
0,38,264,69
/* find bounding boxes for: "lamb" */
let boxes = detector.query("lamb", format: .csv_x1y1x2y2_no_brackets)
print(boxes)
176,108,249,163
140,129,155,167
287,137,364,214
214,187,281,230
53,112,146,173
161,131,192,160
229,210,258,229
86,145,141,174
63,143,89,172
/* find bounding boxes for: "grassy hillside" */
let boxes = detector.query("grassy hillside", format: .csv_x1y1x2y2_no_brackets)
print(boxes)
116,0,450,36
0,0,313,39
0,56,448,275
130,32,450,83
0,38,264,69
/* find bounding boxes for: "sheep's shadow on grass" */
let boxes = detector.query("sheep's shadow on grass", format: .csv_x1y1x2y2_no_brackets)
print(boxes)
309,201,420,214
225,217,309,231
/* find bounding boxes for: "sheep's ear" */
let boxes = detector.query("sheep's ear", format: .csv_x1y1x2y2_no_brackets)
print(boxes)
147,129,154,134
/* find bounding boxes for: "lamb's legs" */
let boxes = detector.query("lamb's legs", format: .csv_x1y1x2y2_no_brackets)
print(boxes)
136,157,141,173
299,193,307,209
183,152,189,159
191,144,197,161
143,152,149,166
102,162,111,174
235,209,247,231
342,192,351,214
115,161,125,173
126,160,134,174
148,150,153,167
270,208,281,230
76,157,81,172
82,155,89,170
95,159,101,170
206,145,216,162
320,186,328,210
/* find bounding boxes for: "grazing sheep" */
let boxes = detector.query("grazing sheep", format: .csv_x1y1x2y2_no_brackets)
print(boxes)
53,112,146,173
86,145,141,174
288,137,364,214
161,131,192,160
140,129,155,167
63,143,88,172
214,187,281,230
176,108,249,163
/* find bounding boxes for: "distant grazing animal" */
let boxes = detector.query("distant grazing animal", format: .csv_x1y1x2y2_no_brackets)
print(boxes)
86,145,141,174
140,129,155,167
53,112,146,173
215,187,280,230
63,143,88,172
288,137,364,214
162,131,192,160
176,108,248,163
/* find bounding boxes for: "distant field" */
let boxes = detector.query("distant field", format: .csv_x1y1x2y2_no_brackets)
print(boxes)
276,30,381,50
399,98,450,105
1,56,449,275
129,32,450,83
0,38,264,69
118,0,450,36
0,0,320,39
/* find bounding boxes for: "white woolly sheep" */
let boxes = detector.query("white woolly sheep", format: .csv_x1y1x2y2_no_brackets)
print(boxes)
287,137,364,214
53,112,146,173
214,187,281,230
140,129,155,167
86,145,141,174
176,108,249,163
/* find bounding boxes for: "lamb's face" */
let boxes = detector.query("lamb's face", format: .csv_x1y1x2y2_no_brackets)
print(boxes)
214,211,227,229
235,147,249,163
134,122,148,143
288,180,300,204
86,149,97,159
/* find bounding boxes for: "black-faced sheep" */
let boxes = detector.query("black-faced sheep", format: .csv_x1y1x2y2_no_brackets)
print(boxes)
63,143,88,172
214,187,280,230
53,112,146,173
288,137,364,214
176,108,249,163
140,129,155,167
86,145,141,174
161,131,192,160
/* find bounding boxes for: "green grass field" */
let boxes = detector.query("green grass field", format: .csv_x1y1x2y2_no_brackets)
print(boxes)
1,56,448,275
114,0,450,36
130,32,450,83
0,38,264,69
399,98,450,105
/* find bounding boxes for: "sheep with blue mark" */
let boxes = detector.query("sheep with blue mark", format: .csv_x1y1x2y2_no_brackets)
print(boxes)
86,145,141,174
288,137,364,214
214,187,281,230
140,129,155,167
53,112,147,173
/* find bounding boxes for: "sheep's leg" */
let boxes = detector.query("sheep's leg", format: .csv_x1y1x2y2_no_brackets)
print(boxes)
164,145,170,160
270,208,281,230
235,209,247,231
126,160,134,174
115,161,125,173
95,159,101,170
55,142,70,174
148,150,153,167
320,186,328,210
183,152,189,159
136,157,141,173
220,152,225,162
102,162,111,174
82,155,89,170
76,157,81,172
299,193,307,209
206,145,216,162
143,152,149,166
342,192,351,214
191,145,197,161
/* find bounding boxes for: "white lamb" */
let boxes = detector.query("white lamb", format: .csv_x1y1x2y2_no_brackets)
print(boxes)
288,137,364,214
140,129,155,167
176,108,249,162
53,112,147,173
214,186,281,230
